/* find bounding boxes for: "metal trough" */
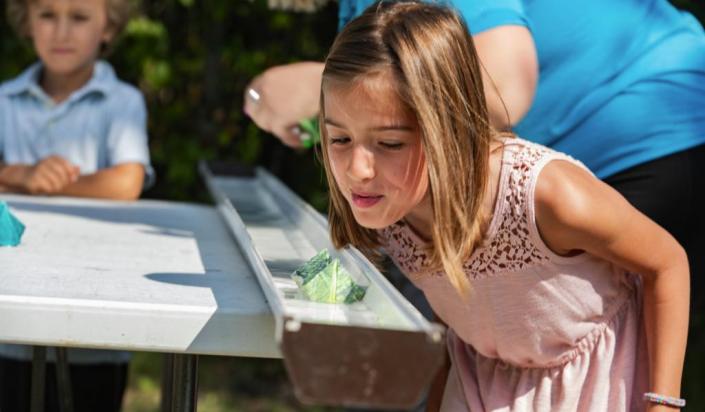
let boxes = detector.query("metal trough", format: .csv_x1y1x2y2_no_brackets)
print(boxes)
200,162,445,410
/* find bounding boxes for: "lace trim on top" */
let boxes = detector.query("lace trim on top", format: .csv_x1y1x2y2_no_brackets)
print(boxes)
380,140,553,281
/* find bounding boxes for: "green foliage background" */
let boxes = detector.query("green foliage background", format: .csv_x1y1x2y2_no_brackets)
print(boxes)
1,1,704,410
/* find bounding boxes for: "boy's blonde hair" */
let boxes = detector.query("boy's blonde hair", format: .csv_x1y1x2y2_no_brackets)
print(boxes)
6,0,134,51
320,0,497,295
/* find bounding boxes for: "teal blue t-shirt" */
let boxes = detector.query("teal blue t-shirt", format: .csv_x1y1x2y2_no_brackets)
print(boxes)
338,0,705,178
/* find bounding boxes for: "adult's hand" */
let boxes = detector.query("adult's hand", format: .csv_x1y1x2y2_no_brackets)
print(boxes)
244,61,324,148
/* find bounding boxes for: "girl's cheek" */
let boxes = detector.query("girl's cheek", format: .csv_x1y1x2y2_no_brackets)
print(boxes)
326,158,343,187
328,151,344,178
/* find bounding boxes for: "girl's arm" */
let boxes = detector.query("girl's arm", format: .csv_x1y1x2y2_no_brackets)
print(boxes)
534,160,689,411
472,25,538,130
59,162,145,201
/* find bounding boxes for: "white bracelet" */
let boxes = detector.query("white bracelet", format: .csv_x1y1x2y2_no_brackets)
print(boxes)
643,392,686,408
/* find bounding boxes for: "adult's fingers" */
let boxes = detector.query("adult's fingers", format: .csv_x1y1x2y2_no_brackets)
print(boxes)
273,124,304,148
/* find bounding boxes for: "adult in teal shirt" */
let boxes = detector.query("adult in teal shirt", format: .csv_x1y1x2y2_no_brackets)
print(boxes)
246,0,705,312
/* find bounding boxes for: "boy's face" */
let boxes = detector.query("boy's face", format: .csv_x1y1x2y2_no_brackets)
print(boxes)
27,0,113,76
323,72,431,230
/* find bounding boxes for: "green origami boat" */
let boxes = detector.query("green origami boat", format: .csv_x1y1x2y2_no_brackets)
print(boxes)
292,249,367,304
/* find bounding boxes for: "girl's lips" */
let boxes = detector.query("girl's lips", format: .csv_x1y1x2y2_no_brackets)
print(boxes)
352,193,383,208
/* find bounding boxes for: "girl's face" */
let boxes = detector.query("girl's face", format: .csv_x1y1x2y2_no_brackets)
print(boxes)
28,0,113,76
324,72,431,230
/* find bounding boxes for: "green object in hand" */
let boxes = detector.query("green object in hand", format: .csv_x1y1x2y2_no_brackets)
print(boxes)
292,249,368,304
298,117,320,149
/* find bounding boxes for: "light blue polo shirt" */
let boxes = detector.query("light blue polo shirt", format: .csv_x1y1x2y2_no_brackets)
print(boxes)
0,60,153,364
0,60,154,187
339,0,705,178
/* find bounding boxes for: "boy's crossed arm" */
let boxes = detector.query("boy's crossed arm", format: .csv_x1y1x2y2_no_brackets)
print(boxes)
0,156,78,195
62,162,145,200
0,156,144,201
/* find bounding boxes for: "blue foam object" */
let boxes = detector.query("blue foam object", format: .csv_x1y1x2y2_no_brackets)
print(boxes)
0,201,25,246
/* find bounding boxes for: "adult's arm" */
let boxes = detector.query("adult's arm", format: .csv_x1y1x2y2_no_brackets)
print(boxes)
244,1,538,146
473,25,538,129
242,27,537,146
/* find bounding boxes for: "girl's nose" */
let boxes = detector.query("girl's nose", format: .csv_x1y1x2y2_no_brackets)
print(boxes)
347,146,375,182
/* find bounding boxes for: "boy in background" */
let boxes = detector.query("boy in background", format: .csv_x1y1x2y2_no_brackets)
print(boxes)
0,0,153,410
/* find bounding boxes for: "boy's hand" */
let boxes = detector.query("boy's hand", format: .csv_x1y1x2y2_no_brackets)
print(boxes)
21,156,80,195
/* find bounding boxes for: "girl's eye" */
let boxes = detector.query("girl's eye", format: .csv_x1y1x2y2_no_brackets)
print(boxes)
330,136,351,145
39,11,56,19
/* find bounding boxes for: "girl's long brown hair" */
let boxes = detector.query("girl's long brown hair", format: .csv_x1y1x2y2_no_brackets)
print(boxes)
320,0,495,295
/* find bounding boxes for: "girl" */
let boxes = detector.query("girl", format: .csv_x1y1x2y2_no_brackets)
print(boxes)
319,2,689,411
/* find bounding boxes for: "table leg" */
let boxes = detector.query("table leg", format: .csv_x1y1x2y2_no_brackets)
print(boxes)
171,354,199,412
161,353,174,412
30,346,46,412
55,347,74,412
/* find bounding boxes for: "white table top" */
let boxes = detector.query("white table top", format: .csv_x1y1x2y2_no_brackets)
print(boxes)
0,194,279,358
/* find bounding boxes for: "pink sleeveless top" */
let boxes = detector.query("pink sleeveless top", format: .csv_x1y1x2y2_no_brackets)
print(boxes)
379,138,648,412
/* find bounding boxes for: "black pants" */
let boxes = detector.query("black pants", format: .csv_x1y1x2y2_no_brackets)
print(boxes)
0,356,127,412
603,144,705,314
